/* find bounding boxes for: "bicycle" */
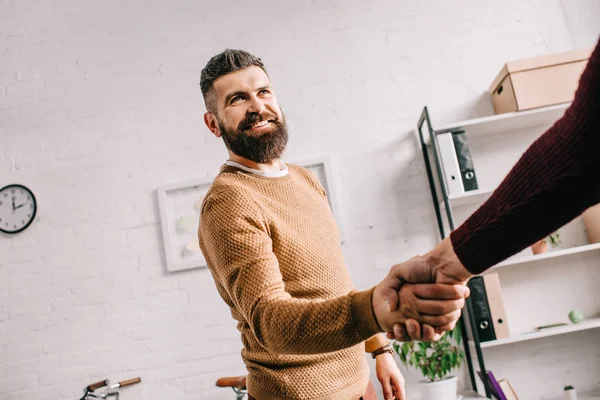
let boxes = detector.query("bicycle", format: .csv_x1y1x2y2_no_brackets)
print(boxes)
216,375,247,400
79,377,141,400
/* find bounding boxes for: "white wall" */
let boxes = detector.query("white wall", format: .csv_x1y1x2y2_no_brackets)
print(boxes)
1,1,599,399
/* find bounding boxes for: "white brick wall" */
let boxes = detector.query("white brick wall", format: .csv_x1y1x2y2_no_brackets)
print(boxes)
1,1,599,399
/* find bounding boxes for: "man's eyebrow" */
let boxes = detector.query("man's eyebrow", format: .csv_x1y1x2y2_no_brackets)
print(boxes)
223,85,272,105
224,90,246,105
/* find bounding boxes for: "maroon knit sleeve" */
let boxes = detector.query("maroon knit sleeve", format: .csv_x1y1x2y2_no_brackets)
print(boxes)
450,37,600,274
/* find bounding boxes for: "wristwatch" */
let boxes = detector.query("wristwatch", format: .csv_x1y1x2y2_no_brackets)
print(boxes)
371,343,394,359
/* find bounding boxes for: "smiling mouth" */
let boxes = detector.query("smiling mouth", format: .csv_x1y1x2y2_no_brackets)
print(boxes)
253,120,269,128
248,119,275,130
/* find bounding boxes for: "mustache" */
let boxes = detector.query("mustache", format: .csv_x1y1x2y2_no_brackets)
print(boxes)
239,112,278,130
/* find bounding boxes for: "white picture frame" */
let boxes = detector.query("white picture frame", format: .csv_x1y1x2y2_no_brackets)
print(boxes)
293,156,345,244
156,177,213,272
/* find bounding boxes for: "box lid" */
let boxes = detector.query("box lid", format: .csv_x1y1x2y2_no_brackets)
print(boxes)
489,47,592,92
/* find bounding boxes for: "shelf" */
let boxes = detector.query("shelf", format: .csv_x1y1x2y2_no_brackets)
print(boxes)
416,391,487,400
469,317,600,349
489,242,600,271
435,103,569,137
546,390,600,400
443,188,494,208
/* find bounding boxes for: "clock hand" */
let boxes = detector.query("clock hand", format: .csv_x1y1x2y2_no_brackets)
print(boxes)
12,198,15,210
15,203,27,210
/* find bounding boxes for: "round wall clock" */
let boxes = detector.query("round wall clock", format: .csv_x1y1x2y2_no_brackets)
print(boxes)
0,184,38,234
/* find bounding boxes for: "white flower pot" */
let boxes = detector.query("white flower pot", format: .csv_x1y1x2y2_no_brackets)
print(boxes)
564,388,577,400
418,376,458,400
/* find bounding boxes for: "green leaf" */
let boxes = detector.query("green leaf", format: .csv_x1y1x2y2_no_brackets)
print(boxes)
410,352,418,367
402,342,412,355
455,324,462,345
451,353,457,367
428,367,435,382
441,354,450,374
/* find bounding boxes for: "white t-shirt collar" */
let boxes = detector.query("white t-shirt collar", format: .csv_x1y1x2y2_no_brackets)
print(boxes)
225,160,288,178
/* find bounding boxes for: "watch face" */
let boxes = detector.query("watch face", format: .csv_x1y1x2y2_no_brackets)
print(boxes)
0,184,37,234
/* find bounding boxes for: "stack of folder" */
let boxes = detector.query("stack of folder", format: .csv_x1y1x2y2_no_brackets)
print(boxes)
467,273,510,342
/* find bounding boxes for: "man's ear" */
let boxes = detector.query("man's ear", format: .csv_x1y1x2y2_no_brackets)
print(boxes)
204,112,221,138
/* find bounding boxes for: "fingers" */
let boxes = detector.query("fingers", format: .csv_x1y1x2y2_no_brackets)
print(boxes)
381,379,395,400
392,374,406,400
411,283,469,300
391,321,426,342
433,320,459,334
390,322,445,342
380,263,410,312
414,297,465,315
392,323,411,341
380,286,400,313
421,324,442,342
405,319,422,340
384,257,436,312
390,257,435,284
419,308,462,327
399,284,464,331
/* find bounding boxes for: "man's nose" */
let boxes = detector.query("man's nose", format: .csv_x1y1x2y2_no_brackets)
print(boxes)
247,95,266,114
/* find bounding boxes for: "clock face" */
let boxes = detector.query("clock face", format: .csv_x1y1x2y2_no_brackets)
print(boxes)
0,184,37,234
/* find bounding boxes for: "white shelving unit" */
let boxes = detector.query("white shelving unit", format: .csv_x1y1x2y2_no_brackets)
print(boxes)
435,102,569,137
490,242,600,271
419,102,600,398
443,188,494,208
469,317,600,349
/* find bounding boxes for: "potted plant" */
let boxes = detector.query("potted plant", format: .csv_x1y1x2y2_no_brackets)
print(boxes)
531,231,561,254
392,324,465,400
547,231,561,249
564,385,577,400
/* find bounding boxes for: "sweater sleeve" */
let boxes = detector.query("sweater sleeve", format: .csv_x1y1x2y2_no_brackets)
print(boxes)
451,37,600,274
198,189,382,355
364,333,390,353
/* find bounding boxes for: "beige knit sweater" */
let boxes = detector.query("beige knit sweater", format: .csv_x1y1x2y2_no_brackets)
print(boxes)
199,163,387,399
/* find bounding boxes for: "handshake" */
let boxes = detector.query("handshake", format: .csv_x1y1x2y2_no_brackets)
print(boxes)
372,238,474,342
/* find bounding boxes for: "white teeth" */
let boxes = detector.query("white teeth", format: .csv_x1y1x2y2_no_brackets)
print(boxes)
253,121,268,128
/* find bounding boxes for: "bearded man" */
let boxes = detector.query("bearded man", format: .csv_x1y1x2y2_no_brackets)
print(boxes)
198,49,468,400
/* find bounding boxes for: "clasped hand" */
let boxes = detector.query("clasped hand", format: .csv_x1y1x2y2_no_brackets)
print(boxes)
372,238,473,342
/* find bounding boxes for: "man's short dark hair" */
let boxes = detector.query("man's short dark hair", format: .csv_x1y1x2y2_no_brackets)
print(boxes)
200,49,268,113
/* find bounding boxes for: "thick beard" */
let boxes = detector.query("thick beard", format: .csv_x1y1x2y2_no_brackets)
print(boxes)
219,112,288,164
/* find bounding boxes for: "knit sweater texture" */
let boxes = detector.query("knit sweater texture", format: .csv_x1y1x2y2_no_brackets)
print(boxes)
199,164,386,400
451,37,600,274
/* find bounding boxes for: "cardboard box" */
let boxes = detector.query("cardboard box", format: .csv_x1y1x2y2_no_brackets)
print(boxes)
489,47,592,114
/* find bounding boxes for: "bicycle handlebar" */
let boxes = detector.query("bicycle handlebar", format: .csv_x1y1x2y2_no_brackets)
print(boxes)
86,379,109,392
117,377,141,387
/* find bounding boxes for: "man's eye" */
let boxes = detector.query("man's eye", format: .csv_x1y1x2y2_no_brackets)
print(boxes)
259,90,270,95
231,96,244,104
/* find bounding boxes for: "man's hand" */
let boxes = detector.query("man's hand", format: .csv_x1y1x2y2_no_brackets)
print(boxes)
375,351,405,400
372,281,468,339
378,238,473,341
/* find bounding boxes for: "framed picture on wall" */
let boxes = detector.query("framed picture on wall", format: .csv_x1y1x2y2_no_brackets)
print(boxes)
156,177,213,272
